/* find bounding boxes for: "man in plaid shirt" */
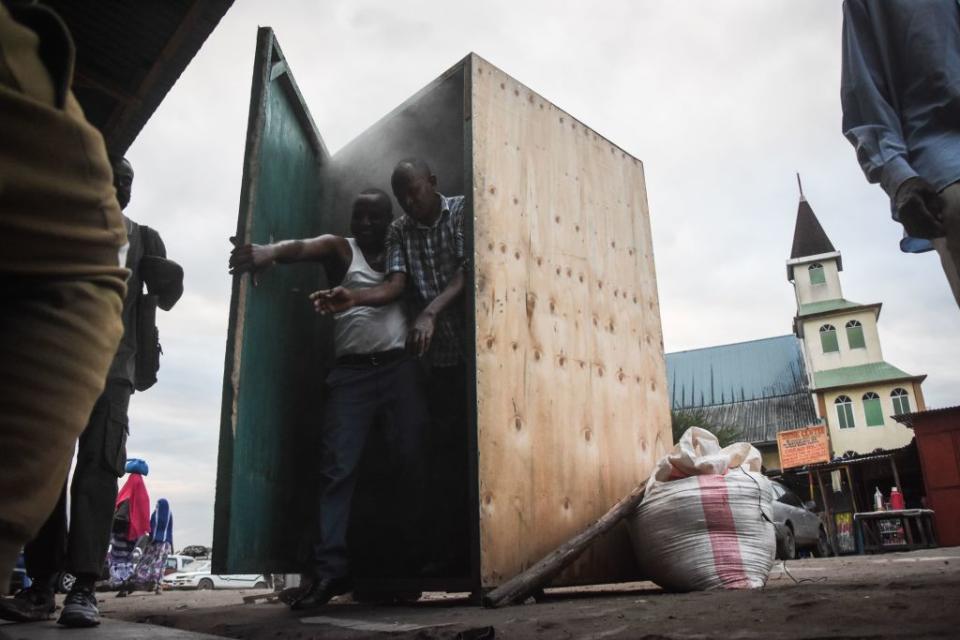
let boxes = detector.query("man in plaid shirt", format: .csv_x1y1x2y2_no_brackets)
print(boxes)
314,158,469,574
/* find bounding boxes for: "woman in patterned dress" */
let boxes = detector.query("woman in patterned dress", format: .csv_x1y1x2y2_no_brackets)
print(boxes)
118,498,172,596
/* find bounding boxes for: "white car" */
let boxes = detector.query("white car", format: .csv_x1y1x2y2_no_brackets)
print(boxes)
161,561,268,590
164,554,199,576
770,481,832,559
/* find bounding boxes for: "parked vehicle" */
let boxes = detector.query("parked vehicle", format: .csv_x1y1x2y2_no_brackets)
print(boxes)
770,480,832,559
8,552,28,595
164,554,199,576
179,544,211,558
161,561,268,590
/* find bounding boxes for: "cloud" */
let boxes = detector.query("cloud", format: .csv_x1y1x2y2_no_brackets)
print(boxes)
120,0,960,546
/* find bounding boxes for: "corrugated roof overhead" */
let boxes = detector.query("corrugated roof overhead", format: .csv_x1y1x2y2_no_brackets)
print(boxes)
44,0,234,156
666,335,820,443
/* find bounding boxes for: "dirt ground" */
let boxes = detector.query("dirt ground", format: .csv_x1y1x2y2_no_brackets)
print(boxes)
90,547,959,639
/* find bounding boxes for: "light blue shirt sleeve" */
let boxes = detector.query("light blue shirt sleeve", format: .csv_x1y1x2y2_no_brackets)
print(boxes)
840,0,919,199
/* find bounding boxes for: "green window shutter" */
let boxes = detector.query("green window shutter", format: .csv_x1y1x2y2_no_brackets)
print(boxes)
837,403,855,429
864,397,884,426
809,265,826,285
893,394,911,416
820,330,839,353
846,324,865,349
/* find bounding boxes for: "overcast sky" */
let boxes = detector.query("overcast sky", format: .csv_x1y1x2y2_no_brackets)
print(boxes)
120,0,960,548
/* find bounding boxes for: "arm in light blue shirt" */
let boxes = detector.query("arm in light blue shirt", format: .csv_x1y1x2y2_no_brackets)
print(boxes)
840,0,918,200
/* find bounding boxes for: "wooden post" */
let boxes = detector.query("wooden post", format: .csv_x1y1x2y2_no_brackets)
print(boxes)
844,464,859,512
815,469,836,550
890,457,903,495
482,482,647,608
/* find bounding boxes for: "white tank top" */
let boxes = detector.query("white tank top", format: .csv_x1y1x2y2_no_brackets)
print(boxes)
332,238,408,357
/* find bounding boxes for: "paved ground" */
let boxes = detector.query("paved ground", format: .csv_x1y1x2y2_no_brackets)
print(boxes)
4,547,958,639
0,618,223,640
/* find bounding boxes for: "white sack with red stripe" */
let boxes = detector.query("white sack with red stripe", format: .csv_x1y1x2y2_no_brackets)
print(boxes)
628,427,776,591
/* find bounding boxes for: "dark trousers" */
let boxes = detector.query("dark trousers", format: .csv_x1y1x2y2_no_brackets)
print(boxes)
312,357,429,579
25,380,131,583
425,362,470,568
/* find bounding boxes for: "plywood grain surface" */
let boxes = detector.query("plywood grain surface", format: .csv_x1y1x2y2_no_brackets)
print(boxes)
470,55,671,587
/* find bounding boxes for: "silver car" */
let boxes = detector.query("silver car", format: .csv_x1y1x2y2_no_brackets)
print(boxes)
770,481,832,559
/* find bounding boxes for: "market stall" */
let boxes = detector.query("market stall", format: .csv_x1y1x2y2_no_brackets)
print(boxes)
783,441,930,554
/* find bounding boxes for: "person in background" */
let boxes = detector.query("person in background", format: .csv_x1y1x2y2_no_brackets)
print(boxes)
230,189,430,610
118,498,172,596
841,0,960,307
313,158,469,576
0,155,183,627
107,469,151,591
0,0,127,600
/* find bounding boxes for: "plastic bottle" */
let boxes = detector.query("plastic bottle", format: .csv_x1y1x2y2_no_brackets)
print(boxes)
874,486,884,511
890,486,905,510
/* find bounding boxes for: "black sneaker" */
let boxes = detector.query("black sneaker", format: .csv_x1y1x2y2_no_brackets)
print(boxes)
0,584,56,622
57,584,100,627
289,575,352,611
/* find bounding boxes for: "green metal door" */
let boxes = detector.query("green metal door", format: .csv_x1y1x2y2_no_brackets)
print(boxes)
213,28,332,573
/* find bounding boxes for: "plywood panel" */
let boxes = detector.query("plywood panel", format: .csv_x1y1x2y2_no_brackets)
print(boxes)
471,54,671,587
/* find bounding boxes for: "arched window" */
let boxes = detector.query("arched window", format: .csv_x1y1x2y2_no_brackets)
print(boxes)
863,391,883,426
819,324,839,353
808,262,826,285
835,395,855,429
891,388,911,416
845,319,866,349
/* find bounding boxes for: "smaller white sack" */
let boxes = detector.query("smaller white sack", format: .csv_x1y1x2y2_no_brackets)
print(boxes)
628,427,776,591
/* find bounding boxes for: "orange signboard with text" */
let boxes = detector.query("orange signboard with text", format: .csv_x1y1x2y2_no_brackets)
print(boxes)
777,425,830,469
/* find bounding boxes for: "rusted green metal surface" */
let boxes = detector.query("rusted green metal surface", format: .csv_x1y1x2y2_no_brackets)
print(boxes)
213,28,330,573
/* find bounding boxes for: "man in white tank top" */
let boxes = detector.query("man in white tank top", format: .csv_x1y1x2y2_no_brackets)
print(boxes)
313,159,470,577
229,189,429,610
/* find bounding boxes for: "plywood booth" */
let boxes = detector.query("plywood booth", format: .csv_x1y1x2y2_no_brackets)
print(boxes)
214,28,671,594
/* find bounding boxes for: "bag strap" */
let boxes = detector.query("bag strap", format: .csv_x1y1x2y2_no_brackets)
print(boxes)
138,224,167,259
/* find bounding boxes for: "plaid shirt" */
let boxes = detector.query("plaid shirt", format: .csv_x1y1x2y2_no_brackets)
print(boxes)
385,194,466,367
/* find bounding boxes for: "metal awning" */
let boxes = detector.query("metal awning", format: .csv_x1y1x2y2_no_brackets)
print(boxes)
894,405,960,428
43,0,234,155
791,440,915,474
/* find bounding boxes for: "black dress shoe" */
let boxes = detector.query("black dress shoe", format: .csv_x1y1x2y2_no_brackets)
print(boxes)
0,584,56,622
289,575,352,611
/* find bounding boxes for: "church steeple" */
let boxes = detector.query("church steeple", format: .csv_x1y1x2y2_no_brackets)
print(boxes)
790,176,836,260
786,177,843,284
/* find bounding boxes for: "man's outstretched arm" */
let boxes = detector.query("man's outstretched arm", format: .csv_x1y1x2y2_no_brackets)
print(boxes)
228,235,345,275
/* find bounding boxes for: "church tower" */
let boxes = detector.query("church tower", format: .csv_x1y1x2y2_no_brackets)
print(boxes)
787,185,926,457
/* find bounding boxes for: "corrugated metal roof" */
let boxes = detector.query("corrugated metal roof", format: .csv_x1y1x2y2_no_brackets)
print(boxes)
43,0,234,155
686,394,822,444
795,440,915,471
797,298,866,317
666,335,820,443
893,405,960,427
667,335,810,406
812,361,923,391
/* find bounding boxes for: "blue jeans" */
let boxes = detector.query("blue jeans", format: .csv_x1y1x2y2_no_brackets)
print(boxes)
311,356,429,579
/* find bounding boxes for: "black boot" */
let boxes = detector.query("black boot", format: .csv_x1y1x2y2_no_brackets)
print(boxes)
0,582,56,622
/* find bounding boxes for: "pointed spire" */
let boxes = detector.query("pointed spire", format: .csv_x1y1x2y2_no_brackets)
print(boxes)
790,188,835,260
797,172,806,202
